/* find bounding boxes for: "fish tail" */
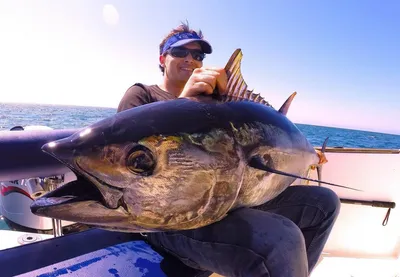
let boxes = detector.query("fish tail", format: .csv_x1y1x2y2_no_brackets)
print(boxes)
316,137,329,186
307,137,329,186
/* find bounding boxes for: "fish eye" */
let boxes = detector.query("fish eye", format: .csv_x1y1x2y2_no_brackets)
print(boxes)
262,153,275,168
126,145,155,176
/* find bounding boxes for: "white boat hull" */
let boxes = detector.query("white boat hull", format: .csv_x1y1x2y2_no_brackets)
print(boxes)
296,147,400,261
0,172,77,231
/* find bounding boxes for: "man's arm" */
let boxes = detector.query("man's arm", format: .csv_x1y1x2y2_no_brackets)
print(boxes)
117,84,151,113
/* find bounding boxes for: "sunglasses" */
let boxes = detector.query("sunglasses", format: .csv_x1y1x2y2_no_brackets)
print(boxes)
167,47,206,61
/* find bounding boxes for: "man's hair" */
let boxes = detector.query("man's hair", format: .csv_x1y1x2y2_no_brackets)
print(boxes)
159,20,203,74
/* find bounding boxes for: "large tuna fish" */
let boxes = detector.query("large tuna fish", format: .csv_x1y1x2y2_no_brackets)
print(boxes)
30,49,357,232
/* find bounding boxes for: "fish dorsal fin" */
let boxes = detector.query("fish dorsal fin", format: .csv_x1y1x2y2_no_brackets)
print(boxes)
216,49,272,107
278,91,297,115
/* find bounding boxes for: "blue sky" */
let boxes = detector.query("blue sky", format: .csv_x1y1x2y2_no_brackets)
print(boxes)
0,1,399,134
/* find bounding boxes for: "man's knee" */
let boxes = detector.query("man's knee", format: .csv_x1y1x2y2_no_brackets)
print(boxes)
256,214,308,276
261,214,306,256
313,186,341,219
149,208,309,276
208,211,309,276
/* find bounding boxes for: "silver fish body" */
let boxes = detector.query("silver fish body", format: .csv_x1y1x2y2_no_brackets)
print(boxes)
30,96,319,232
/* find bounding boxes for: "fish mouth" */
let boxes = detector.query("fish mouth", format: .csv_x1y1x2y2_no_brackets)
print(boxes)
32,141,130,223
31,178,104,211
30,177,130,224
40,139,126,210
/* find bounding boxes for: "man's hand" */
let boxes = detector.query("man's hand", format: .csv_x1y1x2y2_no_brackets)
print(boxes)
179,67,227,98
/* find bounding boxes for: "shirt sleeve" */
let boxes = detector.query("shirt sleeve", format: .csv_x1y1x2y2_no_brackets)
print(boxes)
117,84,151,113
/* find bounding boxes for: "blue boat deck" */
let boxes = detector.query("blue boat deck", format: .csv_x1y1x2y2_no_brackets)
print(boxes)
0,228,213,277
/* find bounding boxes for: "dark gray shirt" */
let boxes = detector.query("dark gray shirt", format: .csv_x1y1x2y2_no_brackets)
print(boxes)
117,83,177,112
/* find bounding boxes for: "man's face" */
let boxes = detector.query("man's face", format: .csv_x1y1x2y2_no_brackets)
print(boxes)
160,42,204,83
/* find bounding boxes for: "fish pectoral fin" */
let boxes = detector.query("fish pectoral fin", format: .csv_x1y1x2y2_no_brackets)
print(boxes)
248,155,362,192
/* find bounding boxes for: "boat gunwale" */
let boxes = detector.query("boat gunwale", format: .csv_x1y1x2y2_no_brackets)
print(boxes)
314,147,400,154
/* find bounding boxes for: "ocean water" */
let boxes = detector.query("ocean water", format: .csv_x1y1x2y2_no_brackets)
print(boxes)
1,102,400,149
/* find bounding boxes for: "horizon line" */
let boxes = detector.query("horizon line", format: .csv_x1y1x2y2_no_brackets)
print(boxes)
1,100,399,136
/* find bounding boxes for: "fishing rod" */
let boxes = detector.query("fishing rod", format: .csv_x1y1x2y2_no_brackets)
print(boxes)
339,198,396,226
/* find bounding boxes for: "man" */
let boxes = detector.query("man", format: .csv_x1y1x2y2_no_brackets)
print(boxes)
117,25,227,111
117,22,340,277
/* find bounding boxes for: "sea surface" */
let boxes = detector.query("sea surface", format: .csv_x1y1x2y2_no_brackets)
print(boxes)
1,102,400,149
